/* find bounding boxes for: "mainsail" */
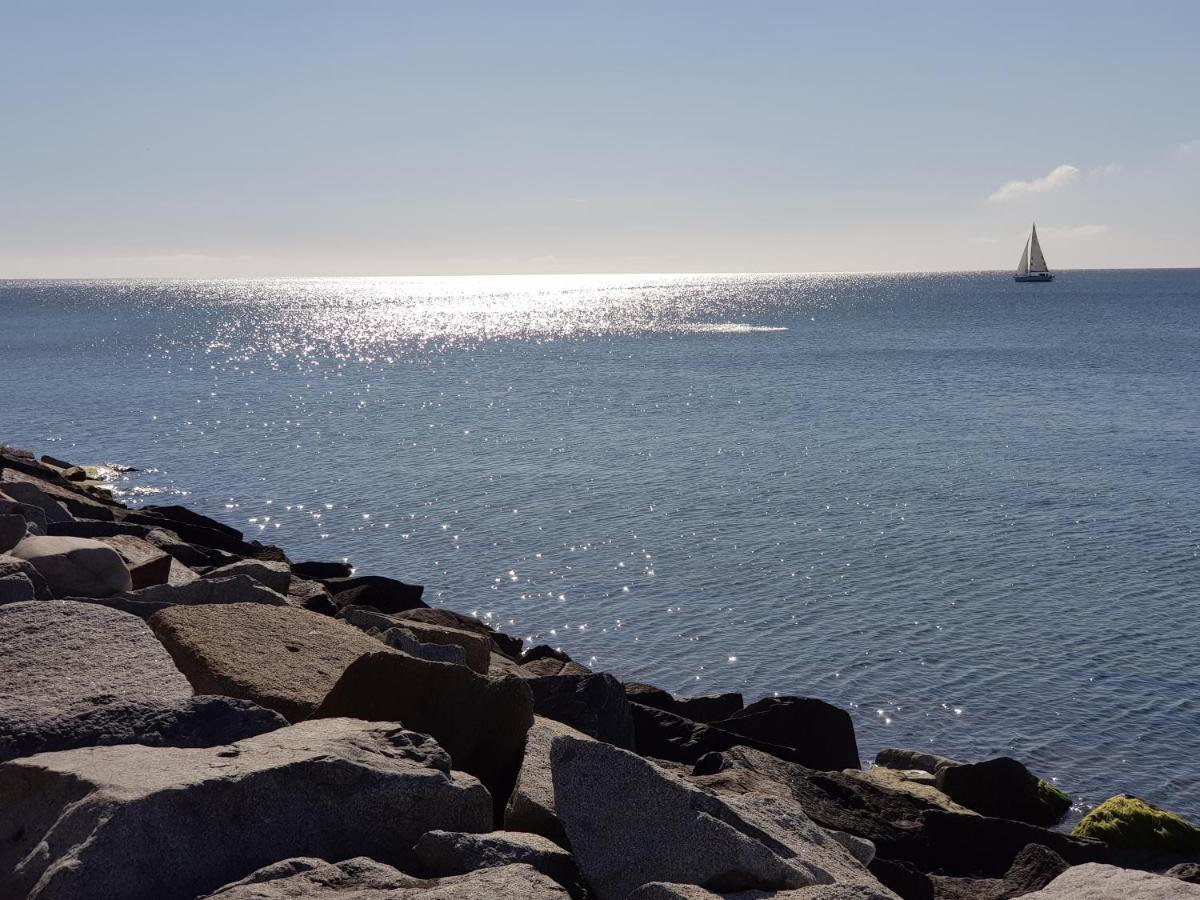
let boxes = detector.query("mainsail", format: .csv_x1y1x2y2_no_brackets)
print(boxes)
1029,224,1049,273
1016,238,1030,275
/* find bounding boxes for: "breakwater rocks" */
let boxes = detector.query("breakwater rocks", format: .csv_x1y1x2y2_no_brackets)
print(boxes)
1,443,1198,900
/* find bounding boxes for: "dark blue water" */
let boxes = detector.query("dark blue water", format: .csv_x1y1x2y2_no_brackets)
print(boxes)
2,271,1198,821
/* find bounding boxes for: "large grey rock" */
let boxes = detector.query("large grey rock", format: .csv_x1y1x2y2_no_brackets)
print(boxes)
395,606,524,659
336,606,468,665
0,515,26,553
1022,862,1200,898
0,479,73,523
1,468,118,521
711,696,861,771
527,671,636,749
311,649,534,808
414,830,585,898
204,858,571,899
874,748,959,774
505,716,593,847
99,534,199,586
204,558,291,594
149,602,385,721
0,554,52,600
550,734,894,900
385,626,470,666
9,535,132,598
124,574,290,608
934,756,1071,826
0,493,49,533
625,682,744,724
401,619,492,674
0,718,493,900
697,746,1104,879
0,600,195,760
0,573,36,604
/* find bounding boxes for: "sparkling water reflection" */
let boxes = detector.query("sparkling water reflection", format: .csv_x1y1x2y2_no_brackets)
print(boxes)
2,271,1198,821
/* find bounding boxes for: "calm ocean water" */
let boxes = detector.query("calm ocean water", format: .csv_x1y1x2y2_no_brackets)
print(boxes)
2,271,1198,821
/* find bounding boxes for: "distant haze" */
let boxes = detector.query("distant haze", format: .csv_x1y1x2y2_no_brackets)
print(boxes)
2,2,1198,277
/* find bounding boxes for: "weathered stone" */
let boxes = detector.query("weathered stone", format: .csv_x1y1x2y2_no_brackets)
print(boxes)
128,552,173,589
0,514,27,553
100,533,200,584
0,599,194,760
122,504,272,558
527,671,636,749
401,619,492,674
326,573,426,613
847,767,977,815
90,575,293,619
204,858,571,899
631,702,825,767
333,605,468,664
338,602,400,632
0,718,492,900
0,494,49,533
311,650,534,808
0,553,52,600
414,830,585,898
385,626,470,666
1,469,116,520
9,535,132,597
711,696,860,771
1072,794,1200,866
551,735,893,900
292,559,354,580
147,528,240,568
287,575,336,613
150,602,385,721
505,716,593,847
523,657,594,677
870,843,1070,900
204,558,291,594
45,519,157,538
0,573,37,604
1022,862,1200,898
625,681,744,724
933,756,1070,826
396,606,524,659
694,746,1106,878
875,748,959,774
522,644,576,664
920,811,1106,877
492,652,526,676
1170,863,1200,885
0,478,73,523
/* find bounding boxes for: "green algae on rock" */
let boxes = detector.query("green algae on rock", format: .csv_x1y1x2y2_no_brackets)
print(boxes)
1073,794,1200,858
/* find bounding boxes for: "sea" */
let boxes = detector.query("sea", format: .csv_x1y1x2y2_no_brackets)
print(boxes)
2,271,1198,822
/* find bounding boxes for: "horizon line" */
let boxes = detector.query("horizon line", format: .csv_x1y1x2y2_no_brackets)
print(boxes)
3,265,1200,282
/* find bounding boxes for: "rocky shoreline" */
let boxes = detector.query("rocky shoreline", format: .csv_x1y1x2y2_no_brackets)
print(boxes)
1,442,1197,899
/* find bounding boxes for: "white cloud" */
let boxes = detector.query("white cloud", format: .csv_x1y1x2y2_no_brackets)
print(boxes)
1039,224,1108,239
988,164,1080,202
1178,139,1200,157
1088,163,1122,178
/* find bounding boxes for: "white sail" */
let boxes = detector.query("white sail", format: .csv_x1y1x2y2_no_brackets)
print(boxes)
1029,224,1049,273
1016,238,1030,275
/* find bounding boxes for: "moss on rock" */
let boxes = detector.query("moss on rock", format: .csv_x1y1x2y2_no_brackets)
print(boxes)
1073,794,1200,856
1037,778,1072,816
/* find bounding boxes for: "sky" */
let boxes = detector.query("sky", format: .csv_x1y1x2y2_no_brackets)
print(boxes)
2,1,1198,277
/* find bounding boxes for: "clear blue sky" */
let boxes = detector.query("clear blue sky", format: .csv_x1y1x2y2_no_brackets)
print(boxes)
2,1,1197,276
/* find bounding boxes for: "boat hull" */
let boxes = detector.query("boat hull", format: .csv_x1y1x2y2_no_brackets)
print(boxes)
1014,273,1054,282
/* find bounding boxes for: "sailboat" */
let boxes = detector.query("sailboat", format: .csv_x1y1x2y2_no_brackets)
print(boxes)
1014,223,1054,282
